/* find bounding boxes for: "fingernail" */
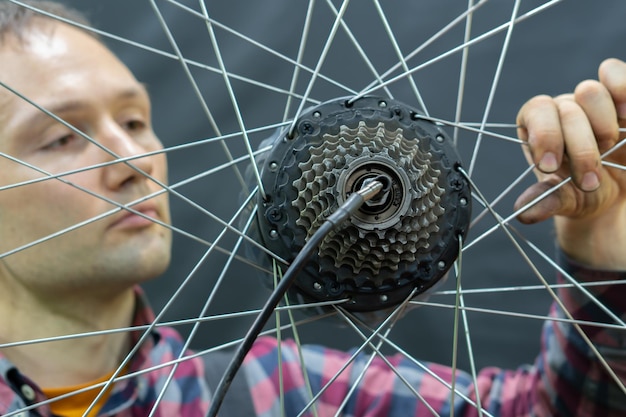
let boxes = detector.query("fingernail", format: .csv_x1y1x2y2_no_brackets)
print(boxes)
581,172,600,191
539,152,558,172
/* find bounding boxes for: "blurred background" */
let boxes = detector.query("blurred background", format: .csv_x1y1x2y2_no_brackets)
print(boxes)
43,0,626,371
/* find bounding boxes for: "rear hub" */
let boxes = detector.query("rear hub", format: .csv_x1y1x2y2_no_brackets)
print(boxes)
255,96,471,312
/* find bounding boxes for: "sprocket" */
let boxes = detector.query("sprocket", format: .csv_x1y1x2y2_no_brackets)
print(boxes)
255,96,471,312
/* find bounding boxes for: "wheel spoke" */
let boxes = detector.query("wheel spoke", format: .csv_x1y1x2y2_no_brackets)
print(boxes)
452,0,476,146
1,1,624,416
372,0,429,115
459,167,626,397
352,0,563,101
145,189,259,416
467,0,521,177
324,0,394,100
280,264,321,417
163,0,358,99
332,309,442,417
282,0,318,122
352,0,490,103
288,0,351,137
293,292,413,417
451,236,485,416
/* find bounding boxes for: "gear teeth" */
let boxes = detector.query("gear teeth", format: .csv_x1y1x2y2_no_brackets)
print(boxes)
255,96,471,312
292,121,445,283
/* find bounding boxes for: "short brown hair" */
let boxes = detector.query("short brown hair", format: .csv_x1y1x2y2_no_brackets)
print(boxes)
0,0,93,45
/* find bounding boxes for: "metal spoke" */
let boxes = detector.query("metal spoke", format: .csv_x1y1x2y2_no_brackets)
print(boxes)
409,300,626,331
465,136,626,252
163,0,358,97
1,311,340,417
288,0,351,137
198,0,266,199
0,77,286,264
146,190,259,417
512,228,626,328
332,309,441,417
0,150,284,269
324,0,394,100
279,264,320,417
431,279,626,298
466,0,521,177
372,0,429,115
352,0,490,104
294,293,411,417
149,0,251,193
2,2,624,417
352,320,495,416
283,0,317,122
351,0,562,101
459,167,626,397
8,0,318,104
417,114,523,145
330,292,417,417
453,0,475,145
0,298,348,350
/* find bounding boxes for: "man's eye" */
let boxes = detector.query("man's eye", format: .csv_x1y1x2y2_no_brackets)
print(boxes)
125,119,146,131
42,134,76,150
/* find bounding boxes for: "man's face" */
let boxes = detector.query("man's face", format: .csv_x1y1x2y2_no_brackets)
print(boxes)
0,21,172,296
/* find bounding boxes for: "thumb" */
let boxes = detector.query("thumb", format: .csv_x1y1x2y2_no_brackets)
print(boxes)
599,58,626,119
514,178,578,224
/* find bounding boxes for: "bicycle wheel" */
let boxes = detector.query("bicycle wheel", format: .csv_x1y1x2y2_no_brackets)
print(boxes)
1,0,625,416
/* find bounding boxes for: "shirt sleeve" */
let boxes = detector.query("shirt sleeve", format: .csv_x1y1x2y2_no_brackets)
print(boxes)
528,250,626,416
241,251,626,417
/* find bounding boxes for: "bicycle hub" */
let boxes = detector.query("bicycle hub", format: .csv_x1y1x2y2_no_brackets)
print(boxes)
254,96,471,312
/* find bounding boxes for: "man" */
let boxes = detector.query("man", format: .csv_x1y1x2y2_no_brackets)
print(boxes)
0,1,624,416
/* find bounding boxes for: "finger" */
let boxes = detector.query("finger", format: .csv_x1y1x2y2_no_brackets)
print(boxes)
599,58,626,120
514,177,578,224
516,95,563,174
555,93,574,102
574,79,619,152
555,98,602,191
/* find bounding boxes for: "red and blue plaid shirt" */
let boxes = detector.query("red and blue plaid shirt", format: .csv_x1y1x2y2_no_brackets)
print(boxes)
1,251,625,416
0,293,210,417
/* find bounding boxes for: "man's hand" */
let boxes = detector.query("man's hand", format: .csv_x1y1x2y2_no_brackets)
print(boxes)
515,58,626,269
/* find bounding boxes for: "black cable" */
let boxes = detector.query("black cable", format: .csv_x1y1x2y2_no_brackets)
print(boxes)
207,179,383,417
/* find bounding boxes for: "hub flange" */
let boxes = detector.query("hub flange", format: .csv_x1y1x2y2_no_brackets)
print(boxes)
255,96,471,312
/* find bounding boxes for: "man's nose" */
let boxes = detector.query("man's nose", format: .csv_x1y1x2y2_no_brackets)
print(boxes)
99,120,156,190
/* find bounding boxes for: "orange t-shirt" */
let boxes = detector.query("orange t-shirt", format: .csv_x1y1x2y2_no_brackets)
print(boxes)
41,370,117,417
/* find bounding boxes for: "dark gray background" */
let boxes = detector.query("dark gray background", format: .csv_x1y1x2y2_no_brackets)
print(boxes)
46,0,625,371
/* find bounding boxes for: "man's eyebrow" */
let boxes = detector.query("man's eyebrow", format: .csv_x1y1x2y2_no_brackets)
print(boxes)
117,84,151,102
22,85,150,127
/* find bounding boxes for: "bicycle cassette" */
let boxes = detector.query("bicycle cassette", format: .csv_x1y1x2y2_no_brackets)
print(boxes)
255,96,471,312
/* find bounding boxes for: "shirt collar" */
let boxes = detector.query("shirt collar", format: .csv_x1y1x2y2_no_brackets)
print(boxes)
0,285,163,417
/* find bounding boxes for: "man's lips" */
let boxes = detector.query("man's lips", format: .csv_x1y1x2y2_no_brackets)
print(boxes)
109,203,160,229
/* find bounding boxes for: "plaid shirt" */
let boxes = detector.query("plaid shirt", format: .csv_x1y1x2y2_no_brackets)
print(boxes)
1,252,625,416
0,294,210,417
243,253,626,416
